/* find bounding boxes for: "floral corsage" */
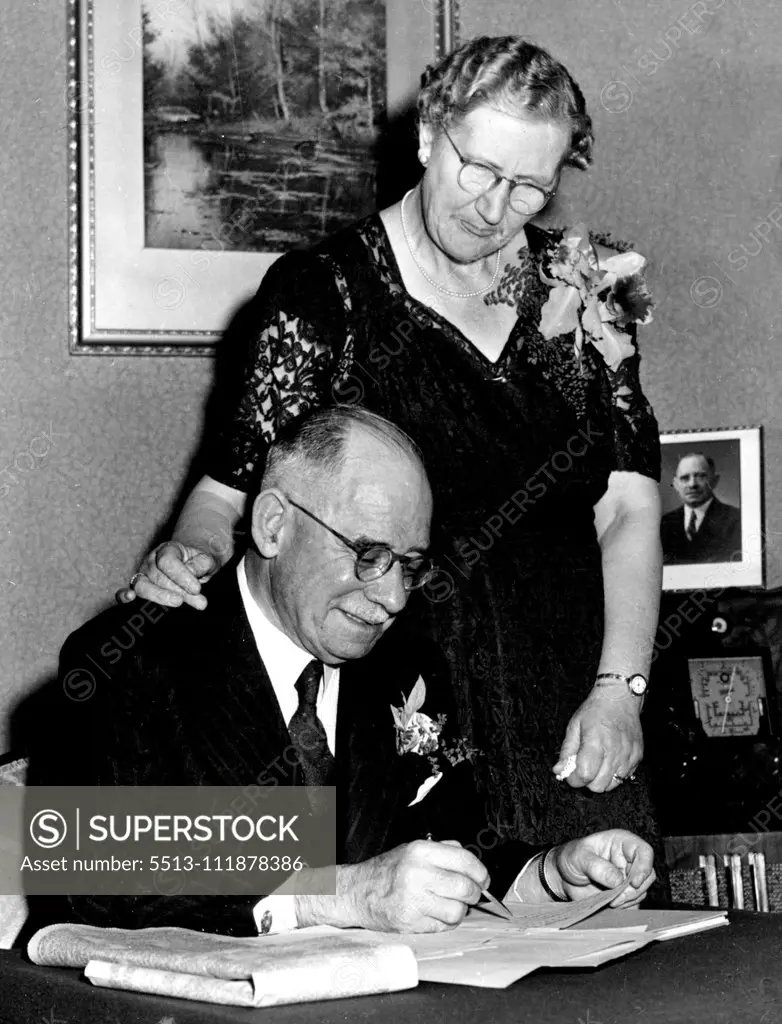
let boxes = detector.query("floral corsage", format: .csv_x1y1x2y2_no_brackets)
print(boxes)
391,677,480,807
538,223,654,371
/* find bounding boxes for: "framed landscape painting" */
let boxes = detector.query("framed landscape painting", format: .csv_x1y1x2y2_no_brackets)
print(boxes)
69,0,441,353
660,427,764,593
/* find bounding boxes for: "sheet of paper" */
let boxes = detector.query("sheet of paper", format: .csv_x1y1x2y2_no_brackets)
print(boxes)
555,937,652,967
418,951,540,988
408,936,494,962
471,878,630,932
414,931,652,987
402,879,630,959
408,930,645,965
574,908,729,940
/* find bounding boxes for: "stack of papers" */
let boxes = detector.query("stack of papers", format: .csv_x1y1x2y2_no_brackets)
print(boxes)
402,882,728,988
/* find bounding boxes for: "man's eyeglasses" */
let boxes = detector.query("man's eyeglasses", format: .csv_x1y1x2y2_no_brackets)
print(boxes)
442,125,557,215
286,497,436,591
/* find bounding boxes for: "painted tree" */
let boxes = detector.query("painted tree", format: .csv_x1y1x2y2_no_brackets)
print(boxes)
331,0,385,136
141,8,166,113
183,11,276,121
265,0,294,122
172,0,385,129
283,0,384,131
318,0,328,114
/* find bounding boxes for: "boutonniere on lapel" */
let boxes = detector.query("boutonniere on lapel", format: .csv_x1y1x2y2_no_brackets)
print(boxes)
538,223,654,371
391,677,480,807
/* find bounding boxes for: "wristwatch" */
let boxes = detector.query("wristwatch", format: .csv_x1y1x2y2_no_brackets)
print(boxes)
595,672,648,696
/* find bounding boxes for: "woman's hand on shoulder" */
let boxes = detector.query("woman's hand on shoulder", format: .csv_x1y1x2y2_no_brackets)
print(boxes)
116,542,217,611
115,475,245,610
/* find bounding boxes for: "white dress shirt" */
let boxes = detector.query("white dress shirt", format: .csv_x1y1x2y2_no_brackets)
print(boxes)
236,557,339,934
237,556,339,751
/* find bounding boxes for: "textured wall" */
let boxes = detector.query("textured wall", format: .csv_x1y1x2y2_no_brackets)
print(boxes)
0,5,213,752
458,0,782,578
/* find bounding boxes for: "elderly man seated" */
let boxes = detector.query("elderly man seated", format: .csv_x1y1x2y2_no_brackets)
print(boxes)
25,406,654,938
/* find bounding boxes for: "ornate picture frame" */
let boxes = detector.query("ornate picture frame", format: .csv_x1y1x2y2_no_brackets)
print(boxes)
68,0,452,355
660,426,764,593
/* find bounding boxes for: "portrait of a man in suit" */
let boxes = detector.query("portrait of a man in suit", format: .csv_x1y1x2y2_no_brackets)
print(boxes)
660,452,742,565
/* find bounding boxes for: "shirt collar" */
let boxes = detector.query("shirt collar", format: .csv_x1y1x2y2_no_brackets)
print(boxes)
236,555,337,697
688,497,714,525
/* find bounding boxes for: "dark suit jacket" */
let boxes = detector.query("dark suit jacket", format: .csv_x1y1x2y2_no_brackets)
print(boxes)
25,565,538,938
661,497,742,565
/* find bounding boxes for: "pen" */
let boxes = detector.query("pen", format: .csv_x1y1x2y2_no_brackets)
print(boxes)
425,833,512,920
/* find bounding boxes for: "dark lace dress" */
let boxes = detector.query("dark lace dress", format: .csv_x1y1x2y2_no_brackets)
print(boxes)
208,214,662,848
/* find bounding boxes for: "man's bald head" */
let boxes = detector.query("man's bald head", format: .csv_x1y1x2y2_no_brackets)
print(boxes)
261,406,427,495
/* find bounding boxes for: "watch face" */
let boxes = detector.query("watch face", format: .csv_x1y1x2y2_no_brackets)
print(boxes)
688,656,768,738
628,674,648,696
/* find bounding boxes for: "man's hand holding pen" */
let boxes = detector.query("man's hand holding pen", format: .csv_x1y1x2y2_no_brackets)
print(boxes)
295,839,489,933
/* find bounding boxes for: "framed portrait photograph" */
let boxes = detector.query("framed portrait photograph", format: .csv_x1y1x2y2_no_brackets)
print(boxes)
660,427,764,592
69,0,441,354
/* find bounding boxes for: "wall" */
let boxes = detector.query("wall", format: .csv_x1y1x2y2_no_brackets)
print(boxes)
458,0,781,575
0,4,213,752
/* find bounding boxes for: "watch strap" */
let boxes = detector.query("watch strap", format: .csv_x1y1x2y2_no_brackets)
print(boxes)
595,672,648,695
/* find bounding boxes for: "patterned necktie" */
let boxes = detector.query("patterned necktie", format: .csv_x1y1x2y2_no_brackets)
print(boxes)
287,660,336,786
686,509,698,541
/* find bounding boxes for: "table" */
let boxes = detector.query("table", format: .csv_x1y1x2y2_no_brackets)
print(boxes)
1,912,780,1024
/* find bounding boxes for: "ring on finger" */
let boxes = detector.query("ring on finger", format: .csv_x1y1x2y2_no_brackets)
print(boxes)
611,773,625,785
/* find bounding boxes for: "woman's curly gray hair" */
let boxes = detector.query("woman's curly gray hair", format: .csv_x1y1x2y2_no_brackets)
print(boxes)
418,36,594,171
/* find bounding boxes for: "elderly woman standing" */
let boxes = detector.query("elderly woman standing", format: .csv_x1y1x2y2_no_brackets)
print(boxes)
125,37,663,850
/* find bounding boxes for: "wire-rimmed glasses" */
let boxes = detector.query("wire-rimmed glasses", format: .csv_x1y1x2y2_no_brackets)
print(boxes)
286,497,436,591
442,125,557,215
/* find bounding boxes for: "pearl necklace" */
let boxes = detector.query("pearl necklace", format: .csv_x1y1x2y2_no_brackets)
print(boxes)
400,189,502,299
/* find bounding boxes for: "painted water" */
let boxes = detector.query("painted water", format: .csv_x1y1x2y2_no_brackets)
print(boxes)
144,126,377,252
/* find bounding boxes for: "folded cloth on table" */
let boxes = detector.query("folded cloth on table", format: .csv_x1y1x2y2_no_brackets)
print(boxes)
27,922,418,1008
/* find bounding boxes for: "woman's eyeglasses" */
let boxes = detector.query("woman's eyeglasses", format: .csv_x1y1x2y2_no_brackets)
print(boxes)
286,498,436,591
442,125,557,215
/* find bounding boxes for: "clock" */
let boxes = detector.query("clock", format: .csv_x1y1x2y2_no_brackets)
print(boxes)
688,656,772,739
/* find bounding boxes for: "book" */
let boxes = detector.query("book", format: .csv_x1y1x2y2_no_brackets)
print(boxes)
27,922,418,1008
